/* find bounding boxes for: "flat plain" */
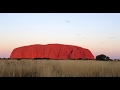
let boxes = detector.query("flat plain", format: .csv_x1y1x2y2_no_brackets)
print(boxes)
0,59,120,77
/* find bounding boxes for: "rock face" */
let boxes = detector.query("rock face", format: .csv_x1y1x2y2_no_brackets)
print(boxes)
10,44,94,60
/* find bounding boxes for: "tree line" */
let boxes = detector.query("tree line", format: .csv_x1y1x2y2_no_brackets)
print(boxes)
0,54,120,61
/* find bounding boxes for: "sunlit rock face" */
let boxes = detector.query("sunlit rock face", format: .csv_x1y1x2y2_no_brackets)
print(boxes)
10,44,94,60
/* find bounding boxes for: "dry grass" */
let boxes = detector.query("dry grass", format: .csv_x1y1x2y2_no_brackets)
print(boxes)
0,59,120,77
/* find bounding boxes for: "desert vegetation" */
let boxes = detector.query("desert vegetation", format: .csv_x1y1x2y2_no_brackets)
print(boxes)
96,54,110,61
0,59,120,77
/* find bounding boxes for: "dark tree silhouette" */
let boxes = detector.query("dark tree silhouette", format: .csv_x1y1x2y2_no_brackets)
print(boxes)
96,54,110,61
17,59,21,60
106,56,110,60
78,58,82,60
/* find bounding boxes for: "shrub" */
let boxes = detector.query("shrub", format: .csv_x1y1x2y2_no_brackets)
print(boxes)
78,58,82,60
96,54,110,61
34,58,42,60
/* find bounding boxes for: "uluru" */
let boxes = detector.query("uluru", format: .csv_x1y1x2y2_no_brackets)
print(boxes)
10,44,94,60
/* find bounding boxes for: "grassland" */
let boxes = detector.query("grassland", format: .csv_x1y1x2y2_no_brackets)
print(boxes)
0,59,120,77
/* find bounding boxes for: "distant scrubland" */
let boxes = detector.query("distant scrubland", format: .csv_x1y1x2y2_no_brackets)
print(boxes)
0,59,120,77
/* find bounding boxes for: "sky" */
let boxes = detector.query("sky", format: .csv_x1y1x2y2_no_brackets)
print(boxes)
0,13,120,59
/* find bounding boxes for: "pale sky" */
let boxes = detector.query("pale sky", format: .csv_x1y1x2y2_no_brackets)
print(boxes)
0,13,120,59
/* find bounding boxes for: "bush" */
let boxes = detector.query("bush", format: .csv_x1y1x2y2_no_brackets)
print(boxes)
78,58,82,60
96,54,110,61
3,58,6,60
34,58,42,60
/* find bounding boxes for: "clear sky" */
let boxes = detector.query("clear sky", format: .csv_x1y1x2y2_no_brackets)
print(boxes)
0,13,120,59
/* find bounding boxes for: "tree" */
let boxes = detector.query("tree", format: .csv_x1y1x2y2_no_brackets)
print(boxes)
106,56,110,60
96,54,110,61
78,58,82,60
